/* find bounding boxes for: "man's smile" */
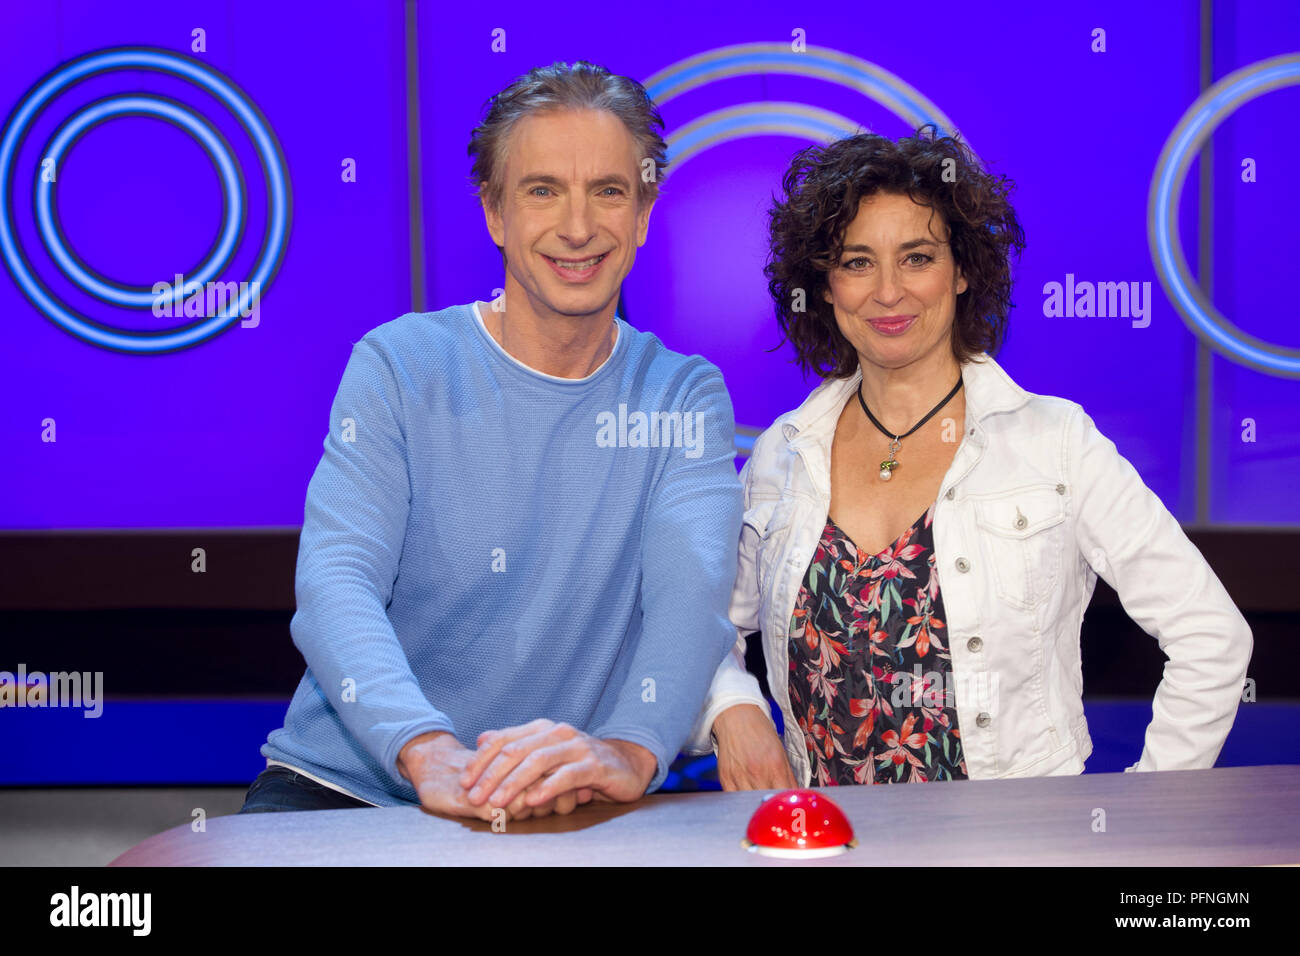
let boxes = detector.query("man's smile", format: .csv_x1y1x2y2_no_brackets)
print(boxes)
543,252,609,281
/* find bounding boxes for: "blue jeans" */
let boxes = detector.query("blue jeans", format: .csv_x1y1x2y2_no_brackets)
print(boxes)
238,764,374,813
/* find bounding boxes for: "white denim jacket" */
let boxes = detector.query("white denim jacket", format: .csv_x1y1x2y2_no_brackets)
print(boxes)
685,353,1252,783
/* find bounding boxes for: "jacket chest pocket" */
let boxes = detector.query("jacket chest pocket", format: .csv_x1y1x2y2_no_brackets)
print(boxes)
972,488,1067,610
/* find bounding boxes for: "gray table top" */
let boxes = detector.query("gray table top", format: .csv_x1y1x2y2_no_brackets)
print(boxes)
110,764,1300,866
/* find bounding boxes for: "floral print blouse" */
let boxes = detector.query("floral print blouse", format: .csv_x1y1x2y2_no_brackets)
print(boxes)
788,501,968,785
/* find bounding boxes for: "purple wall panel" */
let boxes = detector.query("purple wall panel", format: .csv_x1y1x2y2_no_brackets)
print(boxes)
0,1,410,528
1210,1,1300,522
0,1,1296,530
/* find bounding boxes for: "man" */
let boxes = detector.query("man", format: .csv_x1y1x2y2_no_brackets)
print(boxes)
240,61,743,820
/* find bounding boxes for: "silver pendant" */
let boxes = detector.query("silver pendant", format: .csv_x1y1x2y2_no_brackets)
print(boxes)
879,437,901,481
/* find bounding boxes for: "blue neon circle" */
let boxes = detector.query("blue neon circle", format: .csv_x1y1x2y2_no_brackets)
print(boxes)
644,48,955,135
35,94,244,310
0,47,289,353
1149,54,1300,378
669,108,863,168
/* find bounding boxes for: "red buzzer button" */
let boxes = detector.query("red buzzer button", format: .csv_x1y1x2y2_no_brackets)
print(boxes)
742,789,856,858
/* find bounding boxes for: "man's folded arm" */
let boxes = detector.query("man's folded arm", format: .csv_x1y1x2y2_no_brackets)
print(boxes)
290,337,453,787
589,369,744,791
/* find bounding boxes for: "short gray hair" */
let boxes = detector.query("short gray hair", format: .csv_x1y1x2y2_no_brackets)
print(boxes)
467,61,669,214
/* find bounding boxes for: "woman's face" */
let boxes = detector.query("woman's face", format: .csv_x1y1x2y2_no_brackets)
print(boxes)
822,191,968,373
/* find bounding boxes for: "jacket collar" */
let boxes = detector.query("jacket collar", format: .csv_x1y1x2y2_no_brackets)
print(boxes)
780,352,1032,448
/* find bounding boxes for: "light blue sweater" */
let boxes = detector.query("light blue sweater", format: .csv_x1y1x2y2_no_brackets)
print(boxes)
261,302,743,806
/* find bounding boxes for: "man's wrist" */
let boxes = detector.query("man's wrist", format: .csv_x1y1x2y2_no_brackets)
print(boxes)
397,730,460,780
402,729,459,754
603,737,658,788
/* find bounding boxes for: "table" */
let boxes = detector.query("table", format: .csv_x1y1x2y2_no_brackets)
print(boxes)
110,764,1300,866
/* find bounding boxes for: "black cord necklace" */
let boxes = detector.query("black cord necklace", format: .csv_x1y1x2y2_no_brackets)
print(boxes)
856,373,963,481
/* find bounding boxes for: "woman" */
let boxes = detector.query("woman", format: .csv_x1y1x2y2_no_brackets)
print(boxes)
685,126,1252,788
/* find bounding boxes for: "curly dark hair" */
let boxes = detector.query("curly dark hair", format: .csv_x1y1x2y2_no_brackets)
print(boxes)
766,124,1025,378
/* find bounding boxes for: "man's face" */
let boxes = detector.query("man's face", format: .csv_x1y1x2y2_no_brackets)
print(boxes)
483,107,653,320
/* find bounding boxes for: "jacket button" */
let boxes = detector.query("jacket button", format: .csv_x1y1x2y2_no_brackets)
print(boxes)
955,557,971,573
1056,483,1066,495
976,712,991,727
967,636,983,652
945,487,955,500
